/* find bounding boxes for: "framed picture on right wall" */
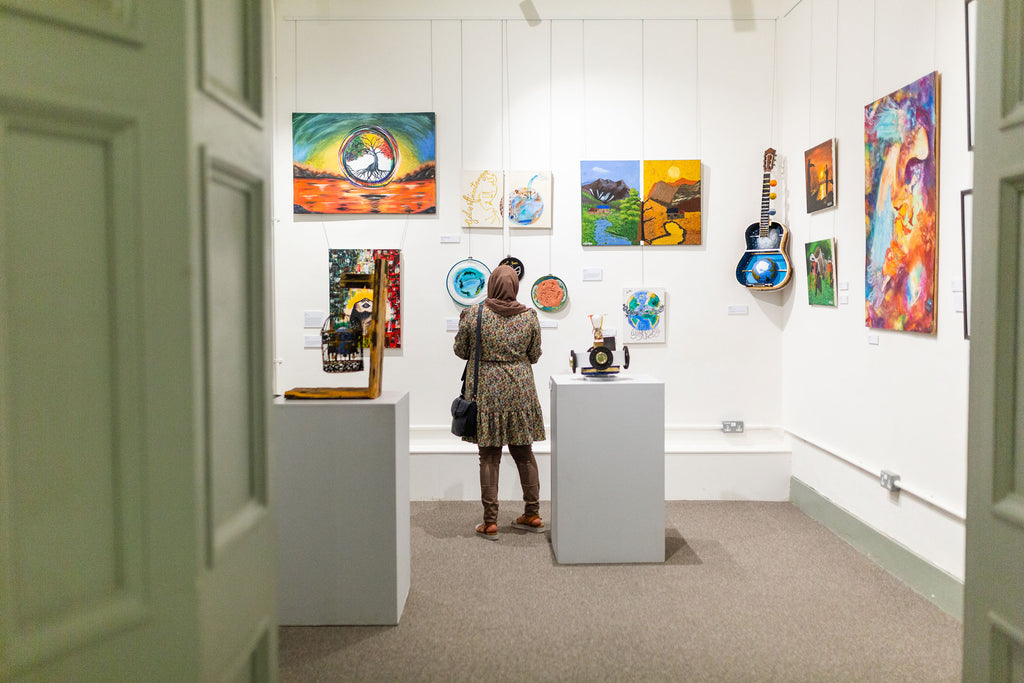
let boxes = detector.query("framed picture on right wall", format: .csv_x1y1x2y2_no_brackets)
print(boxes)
804,238,837,306
804,138,836,213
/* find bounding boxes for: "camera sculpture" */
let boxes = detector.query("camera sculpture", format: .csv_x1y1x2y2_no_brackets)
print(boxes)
569,314,630,378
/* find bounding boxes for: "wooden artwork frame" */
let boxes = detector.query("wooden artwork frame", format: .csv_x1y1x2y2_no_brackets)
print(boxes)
285,258,387,399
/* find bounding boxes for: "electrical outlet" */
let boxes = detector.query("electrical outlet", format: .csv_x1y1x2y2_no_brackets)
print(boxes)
721,420,744,433
880,470,901,492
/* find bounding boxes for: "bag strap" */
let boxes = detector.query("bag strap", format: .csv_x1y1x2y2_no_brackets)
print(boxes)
470,304,483,399
460,304,484,400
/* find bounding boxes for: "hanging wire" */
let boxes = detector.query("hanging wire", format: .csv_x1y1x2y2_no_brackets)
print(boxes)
547,18,554,275
503,19,512,258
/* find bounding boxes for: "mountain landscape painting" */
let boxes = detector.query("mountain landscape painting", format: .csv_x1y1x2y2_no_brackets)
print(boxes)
641,160,702,245
293,112,436,215
581,160,642,246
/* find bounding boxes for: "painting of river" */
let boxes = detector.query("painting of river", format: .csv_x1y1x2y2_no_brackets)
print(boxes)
293,112,436,215
581,160,641,246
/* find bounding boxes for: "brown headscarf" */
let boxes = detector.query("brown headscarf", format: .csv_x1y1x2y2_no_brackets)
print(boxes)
483,265,529,317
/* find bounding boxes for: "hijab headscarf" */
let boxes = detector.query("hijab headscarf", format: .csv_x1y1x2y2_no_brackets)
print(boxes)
483,265,528,317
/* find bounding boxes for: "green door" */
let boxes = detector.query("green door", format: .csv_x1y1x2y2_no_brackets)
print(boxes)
0,1,276,680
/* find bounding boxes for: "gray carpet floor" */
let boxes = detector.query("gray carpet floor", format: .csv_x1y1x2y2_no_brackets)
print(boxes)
279,500,962,682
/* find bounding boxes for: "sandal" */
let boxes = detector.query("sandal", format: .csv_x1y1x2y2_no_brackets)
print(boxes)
512,514,546,533
476,522,498,540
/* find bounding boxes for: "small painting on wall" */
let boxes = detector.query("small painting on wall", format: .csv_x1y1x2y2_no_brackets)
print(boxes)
581,160,642,246
293,112,436,215
864,72,939,334
622,287,666,343
329,249,402,348
461,169,504,227
804,139,836,213
507,170,552,228
641,160,702,245
804,238,837,306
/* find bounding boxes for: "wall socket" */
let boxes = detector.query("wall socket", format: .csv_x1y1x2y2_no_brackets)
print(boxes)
721,420,744,433
880,470,901,491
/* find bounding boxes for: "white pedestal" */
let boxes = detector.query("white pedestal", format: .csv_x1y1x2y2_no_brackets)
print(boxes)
272,392,410,625
550,374,665,564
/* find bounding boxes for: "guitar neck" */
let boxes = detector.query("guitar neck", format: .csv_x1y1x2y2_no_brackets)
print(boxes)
759,172,771,236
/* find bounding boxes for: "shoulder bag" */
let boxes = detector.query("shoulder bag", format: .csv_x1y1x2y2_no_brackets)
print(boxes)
451,305,483,437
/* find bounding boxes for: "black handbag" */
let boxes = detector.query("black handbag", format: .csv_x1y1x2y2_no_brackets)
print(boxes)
451,305,483,437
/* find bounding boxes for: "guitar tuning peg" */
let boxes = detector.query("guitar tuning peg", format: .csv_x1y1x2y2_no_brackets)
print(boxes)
769,192,777,200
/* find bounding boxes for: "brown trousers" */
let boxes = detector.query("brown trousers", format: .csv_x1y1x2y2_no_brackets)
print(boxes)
478,444,540,525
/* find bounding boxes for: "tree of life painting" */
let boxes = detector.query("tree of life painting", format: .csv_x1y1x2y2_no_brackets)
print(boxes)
293,113,436,215
864,72,938,333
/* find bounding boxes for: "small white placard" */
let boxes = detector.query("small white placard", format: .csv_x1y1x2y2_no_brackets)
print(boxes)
303,334,320,349
955,300,965,313
868,334,880,345
440,235,461,244
540,320,558,329
582,268,603,281
839,294,849,305
303,310,323,327
838,281,849,291
727,305,749,316
951,279,964,293
445,318,459,331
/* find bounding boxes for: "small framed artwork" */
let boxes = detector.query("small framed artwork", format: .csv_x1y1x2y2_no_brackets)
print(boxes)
961,189,973,339
804,238,837,306
622,287,666,343
804,139,836,213
965,0,977,151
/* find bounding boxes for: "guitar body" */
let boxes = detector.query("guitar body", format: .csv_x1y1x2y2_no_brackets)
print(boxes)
736,147,792,291
735,221,792,289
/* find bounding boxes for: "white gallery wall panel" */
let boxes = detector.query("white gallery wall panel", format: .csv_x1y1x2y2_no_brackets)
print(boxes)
778,0,971,579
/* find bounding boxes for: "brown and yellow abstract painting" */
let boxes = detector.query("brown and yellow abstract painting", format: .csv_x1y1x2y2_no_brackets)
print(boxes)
641,160,702,245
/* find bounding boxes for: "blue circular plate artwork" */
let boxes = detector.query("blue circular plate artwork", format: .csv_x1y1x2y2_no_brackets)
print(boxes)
447,258,490,306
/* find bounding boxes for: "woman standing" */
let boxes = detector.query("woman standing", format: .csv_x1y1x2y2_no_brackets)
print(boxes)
453,265,546,540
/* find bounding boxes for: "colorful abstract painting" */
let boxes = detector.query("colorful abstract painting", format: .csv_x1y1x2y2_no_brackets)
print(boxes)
293,113,436,214
804,238,837,306
329,249,401,348
804,139,836,213
507,170,552,229
641,160,701,245
581,160,642,246
622,287,666,343
865,72,938,333
461,169,504,227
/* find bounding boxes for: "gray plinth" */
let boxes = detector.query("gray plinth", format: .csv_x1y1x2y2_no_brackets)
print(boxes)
550,374,665,564
272,392,410,625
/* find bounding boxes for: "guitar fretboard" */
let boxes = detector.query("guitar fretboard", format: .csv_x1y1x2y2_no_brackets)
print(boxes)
759,172,772,236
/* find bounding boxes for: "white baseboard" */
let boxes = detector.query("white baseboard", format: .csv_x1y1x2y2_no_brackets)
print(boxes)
409,426,791,502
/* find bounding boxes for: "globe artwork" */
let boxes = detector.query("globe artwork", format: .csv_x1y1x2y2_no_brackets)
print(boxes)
751,257,778,284
623,288,666,343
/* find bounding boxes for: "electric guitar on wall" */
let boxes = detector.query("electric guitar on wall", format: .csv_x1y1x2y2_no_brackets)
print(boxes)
735,148,792,290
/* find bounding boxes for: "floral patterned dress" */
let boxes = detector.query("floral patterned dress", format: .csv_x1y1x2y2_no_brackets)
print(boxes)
453,304,545,447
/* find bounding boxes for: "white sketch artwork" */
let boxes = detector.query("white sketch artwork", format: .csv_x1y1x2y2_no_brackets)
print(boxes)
506,170,552,229
622,287,666,344
461,169,504,227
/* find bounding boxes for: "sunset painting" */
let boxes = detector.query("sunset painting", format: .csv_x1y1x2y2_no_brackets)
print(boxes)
864,72,939,333
641,160,702,245
804,138,836,213
581,160,641,246
293,113,436,214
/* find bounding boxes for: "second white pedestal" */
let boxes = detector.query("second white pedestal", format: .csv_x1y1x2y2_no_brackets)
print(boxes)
550,374,665,564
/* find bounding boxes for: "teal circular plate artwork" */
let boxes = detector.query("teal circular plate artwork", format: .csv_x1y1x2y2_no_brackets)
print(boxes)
447,258,490,306
530,274,568,312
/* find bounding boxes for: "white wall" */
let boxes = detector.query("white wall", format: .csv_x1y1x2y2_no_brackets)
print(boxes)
776,0,971,580
273,9,786,431
271,0,971,581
